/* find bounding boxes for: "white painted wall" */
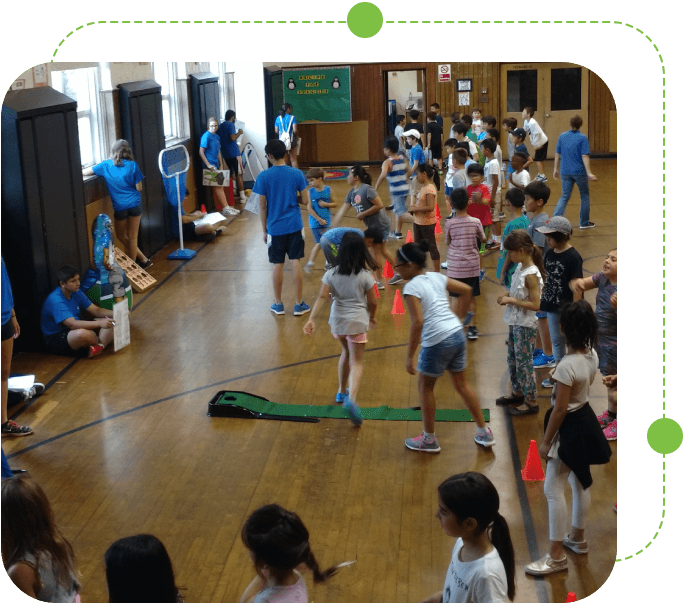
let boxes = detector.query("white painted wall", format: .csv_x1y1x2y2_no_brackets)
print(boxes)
387,70,420,116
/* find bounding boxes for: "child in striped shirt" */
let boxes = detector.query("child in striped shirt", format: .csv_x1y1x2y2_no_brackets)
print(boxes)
445,188,486,340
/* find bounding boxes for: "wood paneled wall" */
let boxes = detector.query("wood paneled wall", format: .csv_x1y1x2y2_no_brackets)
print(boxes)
588,71,617,154
295,62,616,164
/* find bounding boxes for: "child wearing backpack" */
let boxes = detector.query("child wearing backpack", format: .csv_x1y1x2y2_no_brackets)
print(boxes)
274,104,299,169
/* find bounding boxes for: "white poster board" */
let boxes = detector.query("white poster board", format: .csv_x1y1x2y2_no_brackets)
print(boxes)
202,169,231,187
113,300,131,352
458,92,470,107
193,212,226,227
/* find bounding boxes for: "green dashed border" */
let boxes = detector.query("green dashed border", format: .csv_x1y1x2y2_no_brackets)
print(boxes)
50,19,666,565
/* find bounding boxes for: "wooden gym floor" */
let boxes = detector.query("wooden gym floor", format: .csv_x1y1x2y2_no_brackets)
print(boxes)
5,159,617,603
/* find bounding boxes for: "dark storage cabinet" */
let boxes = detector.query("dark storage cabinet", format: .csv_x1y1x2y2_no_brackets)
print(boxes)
117,80,167,257
1,87,89,352
189,73,220,210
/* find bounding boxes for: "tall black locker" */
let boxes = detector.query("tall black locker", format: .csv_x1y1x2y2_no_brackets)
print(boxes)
1,87,89,352
117,80,167,258
189,73,220,211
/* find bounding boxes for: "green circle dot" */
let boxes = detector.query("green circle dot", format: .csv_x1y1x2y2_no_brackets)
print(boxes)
647,418,683,454
347,2,383,38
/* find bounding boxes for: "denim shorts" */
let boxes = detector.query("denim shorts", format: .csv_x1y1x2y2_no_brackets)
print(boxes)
391,194,408,216
417,329,467,377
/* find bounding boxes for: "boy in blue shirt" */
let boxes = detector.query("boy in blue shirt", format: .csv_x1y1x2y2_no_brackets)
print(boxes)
40,266,115,358
254,140,311,316
217,110,247,202
405,130,425,206
304,168,337,273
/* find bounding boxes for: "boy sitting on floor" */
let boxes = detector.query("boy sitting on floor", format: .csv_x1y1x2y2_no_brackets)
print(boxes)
41,266,115,358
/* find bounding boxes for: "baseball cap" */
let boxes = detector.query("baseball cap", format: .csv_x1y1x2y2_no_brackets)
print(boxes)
404,129,421,140
536,216,572,234
512,128,526,140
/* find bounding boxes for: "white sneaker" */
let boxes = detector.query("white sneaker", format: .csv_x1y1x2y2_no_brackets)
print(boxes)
239,191,247,202
440,262,448,270
221,207,233,216
303,262,314,274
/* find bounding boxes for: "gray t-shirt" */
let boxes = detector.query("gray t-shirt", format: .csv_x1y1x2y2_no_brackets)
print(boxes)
345,184,391,232
322,268,375,335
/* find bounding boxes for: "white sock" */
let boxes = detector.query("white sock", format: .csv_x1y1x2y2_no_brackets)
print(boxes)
476,426,488,436
423,431,435,441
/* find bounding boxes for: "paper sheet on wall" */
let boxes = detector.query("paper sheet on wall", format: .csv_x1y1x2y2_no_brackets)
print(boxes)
113,300,131,352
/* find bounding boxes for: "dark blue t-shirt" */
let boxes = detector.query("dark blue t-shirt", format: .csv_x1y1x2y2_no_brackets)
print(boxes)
91,159,144,212
1,256,14,325
218,121,240,159
556,129,591,175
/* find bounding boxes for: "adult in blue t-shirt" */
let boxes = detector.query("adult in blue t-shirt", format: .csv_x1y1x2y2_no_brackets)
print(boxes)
217,110,247,202
552,115,597,229
40,266,115,358
274,103,300,169
253,139,310,316
83,139,152,270
200,117,238,218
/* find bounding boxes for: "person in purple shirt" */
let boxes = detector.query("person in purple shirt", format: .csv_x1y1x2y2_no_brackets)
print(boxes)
552,115,597,229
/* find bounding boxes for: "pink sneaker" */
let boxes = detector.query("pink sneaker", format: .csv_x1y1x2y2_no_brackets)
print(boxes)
603,419,617,441
596,410,612,428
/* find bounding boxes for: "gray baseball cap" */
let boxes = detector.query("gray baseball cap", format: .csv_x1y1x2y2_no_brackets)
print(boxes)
536,216,572,234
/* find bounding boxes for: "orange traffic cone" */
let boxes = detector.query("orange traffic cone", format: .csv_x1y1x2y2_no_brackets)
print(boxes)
435,203,441,220
435,221,442,235
565,592,577,602
373,282,380,299
391,290,405,315
383,260,394,279
201,204,207,213
405,229,414,243
521,440,545,481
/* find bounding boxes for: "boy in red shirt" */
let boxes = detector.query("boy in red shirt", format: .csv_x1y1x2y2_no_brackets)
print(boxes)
466,163,491,281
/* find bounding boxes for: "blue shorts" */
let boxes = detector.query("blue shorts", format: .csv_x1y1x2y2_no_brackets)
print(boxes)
535,311,547,319
268,231,305,264
310,227,328,244
417,329,467,377
445,185,453,198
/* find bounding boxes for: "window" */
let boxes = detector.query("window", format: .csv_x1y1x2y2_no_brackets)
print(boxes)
209,62,236,119
153,62,180,141
551,68,582,111
506,70,537,113
51,67,103,168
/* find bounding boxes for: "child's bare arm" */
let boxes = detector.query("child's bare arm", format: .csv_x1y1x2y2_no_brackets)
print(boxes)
319,192,337,208
375,160,390,190
569,276,596,294
522,155,533,170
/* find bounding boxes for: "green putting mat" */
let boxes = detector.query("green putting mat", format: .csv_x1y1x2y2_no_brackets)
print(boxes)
208,391,489,422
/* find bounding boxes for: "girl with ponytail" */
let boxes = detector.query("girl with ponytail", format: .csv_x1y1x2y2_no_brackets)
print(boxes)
240,504,343,602
423,472,515,603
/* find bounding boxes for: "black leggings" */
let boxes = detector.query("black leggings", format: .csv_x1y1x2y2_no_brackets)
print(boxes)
413,223,440,260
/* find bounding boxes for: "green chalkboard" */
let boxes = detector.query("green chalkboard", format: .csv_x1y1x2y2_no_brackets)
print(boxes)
282,67,351,123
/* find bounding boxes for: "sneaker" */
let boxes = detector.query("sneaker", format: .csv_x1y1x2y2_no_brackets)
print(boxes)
533,348,543,358
221,206,233,216
293,301,311,316
474,427,495,447
536,174,548,182
440,261,448,270
386,204,394,211
405,433,441,453
344,398,363,426
1,420,33,437
88,344,104,358
388,231,403,239
138,259,153,270
479,269,485,282
541,378,554,388
485,240,498,250
270,302,285,315
596,410,613,428
525,554,567,576
533,354,556,368
239,191,247,202
388,274,403,285
579,222,595,230
498,212,506,219
467,326,479,340
324,262,332,270
447,211,456,220
375,280,385,290
563,536,588,554
25,383,45,399
335,389,349,404
603,419,617,441
303,262,314,274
